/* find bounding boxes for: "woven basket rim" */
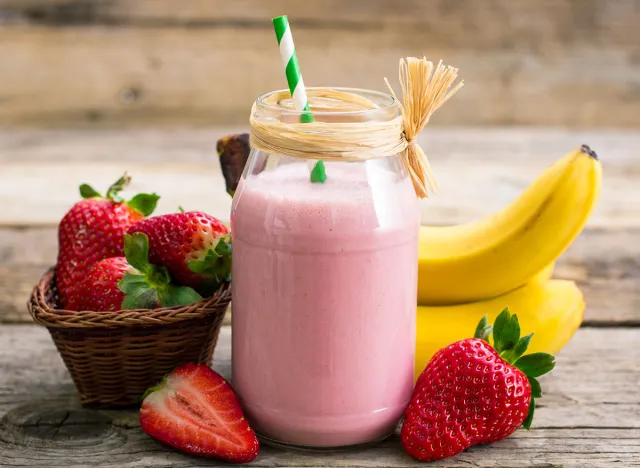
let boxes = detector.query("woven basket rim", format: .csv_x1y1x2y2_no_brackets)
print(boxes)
28,267,231,329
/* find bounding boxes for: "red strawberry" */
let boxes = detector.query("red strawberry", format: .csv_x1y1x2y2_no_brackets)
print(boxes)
128,212,231,296
140,363,259,463
71,233,202,311
74,257,132,311
402,309,555,462
56,174,160,309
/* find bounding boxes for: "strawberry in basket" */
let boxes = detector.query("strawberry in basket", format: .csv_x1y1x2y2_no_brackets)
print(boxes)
128,212,231,296
70,233,202,311
56,174,159,309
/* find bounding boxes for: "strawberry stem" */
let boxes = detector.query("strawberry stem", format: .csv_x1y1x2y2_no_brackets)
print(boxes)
106,173,132,202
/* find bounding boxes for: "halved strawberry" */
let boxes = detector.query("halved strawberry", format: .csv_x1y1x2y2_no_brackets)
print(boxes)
140,363,259,463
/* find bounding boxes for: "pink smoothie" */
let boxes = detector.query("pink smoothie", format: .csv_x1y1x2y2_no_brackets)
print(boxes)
231,161,419,447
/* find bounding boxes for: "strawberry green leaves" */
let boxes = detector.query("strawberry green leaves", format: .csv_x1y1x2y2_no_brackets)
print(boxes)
123,232,152,273
120,274,163,309
528,376,542,398
519,354,556,430
481,309,531,361
472,309,556,431
161,284,203,307
128,193,160,216
522,400,536,431
119,233,202,309
492,308,520,353
187,236,233,289
474,315,493,341
515,352,556,378
502,333,533,363
79,184,102,199
78,173,160,216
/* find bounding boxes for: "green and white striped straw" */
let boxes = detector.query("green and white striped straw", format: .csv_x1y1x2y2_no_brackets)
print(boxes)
272,15,326,183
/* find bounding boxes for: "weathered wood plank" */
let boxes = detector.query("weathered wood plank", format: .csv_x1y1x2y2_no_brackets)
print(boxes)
0,0,638,127
0,129,634,227
1,0,638,37
1,161,233,226
1,227,637,326
0,325,638,467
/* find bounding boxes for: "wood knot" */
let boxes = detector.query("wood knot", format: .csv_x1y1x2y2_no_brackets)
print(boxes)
0,402,118,448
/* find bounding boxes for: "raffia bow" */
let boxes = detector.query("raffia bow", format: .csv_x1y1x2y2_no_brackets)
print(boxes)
385,58,464,197
249,57,463,198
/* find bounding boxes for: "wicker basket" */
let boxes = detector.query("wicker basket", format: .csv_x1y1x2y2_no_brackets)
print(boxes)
28,268,231,407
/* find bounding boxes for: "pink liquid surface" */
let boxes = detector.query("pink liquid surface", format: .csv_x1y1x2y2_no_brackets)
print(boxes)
231,161,419,447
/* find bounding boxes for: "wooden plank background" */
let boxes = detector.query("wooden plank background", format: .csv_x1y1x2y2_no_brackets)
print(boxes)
0,0,638,128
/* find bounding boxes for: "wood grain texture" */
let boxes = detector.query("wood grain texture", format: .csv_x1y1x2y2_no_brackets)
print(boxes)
1,0,638,32
0,128,634,227
0,0,638,127
0,325,638,467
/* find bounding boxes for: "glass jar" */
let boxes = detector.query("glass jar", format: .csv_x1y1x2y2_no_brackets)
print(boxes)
231,88,420,449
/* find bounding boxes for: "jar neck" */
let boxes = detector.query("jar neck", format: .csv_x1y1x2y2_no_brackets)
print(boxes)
253,87,399,124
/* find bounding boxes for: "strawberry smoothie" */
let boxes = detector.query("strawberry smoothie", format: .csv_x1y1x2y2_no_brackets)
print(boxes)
231,159,419,447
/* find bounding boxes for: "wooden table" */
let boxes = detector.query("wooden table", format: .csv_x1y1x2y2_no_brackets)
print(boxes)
1,128,639,467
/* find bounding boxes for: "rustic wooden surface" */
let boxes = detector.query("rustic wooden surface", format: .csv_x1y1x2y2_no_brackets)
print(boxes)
0,128,638,466
0,326,638,467
0,0,638,128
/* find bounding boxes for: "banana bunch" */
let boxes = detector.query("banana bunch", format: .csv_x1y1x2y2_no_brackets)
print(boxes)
416,145,602,378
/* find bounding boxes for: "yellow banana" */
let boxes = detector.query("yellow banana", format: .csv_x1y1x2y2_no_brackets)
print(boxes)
530,261,555,283
418,145,601,304
415,279,584,379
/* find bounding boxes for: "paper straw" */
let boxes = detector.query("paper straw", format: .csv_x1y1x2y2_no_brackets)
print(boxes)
272,15,326,183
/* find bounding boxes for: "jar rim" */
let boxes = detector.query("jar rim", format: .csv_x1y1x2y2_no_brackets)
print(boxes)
255,87,397,117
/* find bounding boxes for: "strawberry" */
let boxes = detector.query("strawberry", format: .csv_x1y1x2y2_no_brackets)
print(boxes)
73,257,132,311
402,309,555,462
71,233,202,311
128,212,231,296
56,174,160,309
140,363,259,463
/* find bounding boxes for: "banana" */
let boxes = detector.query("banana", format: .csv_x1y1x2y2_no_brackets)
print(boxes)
418,145,601,305
530,261,555,283
415,279,584,379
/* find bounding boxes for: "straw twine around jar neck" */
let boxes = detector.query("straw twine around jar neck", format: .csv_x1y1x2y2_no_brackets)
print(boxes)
249,57,464,199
